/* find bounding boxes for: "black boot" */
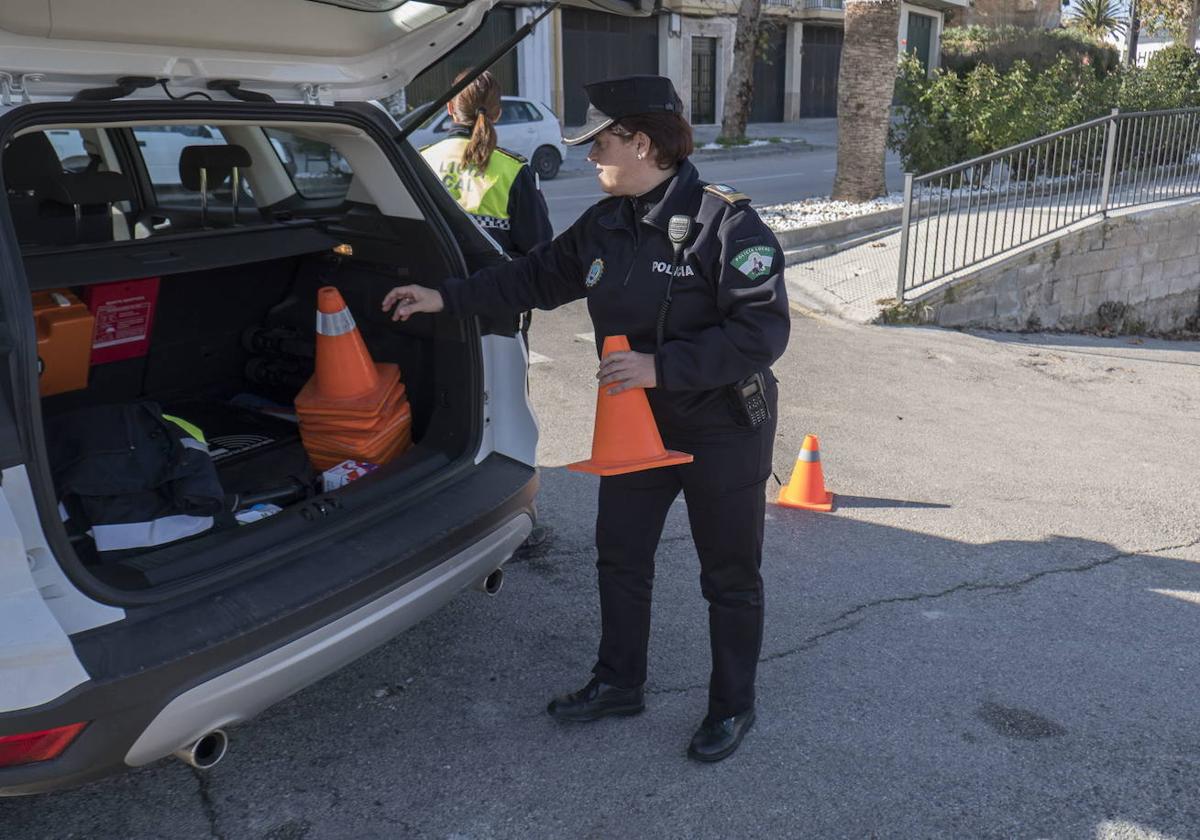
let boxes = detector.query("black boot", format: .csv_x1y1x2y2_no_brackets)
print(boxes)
546,677,645,722
686,708,756,762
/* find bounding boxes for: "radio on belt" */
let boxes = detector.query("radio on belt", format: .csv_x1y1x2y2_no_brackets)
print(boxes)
81,277,161,365
733,372,770,428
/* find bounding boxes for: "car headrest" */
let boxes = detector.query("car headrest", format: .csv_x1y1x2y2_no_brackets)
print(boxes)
3,133,65,191
42,171,135,207
179,144,253,192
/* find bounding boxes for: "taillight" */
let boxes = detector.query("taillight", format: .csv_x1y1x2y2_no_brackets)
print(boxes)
0,722,88,767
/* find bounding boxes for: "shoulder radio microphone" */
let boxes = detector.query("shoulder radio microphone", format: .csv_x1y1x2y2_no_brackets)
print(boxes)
656,214,695,353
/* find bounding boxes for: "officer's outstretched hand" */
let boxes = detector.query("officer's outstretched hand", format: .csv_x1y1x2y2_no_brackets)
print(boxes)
598,351,657,395
382,285,445,322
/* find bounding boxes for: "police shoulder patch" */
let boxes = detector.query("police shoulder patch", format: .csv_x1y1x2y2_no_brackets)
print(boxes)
731,244,775,280
495,147,528,164
704,183,751,205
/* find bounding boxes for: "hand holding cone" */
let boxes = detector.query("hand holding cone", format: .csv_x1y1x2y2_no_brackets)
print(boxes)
568,335,692,476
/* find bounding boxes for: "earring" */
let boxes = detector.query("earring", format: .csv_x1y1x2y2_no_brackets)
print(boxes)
637,151,644,160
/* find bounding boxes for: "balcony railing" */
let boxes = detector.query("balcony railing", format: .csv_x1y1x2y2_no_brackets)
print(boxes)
765,0,844,10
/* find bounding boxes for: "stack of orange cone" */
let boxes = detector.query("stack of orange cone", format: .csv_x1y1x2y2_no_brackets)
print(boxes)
294,287,412,471
568,335,692,476
777,434,834,511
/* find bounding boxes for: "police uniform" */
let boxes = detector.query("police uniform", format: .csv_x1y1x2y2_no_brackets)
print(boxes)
420,127,553,258
438,77,789,751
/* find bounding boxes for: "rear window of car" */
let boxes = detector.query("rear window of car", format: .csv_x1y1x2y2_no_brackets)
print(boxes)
497,102,541,124
264,129,354,201
44,129,91,173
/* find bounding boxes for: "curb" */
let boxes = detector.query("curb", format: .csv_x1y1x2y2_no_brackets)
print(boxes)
774,207,902,254
783,278,877,325
775,207,904,326
692,140,820,162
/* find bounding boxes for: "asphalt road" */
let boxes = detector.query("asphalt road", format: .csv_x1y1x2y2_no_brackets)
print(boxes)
542,146,906,232
6,291,1200,838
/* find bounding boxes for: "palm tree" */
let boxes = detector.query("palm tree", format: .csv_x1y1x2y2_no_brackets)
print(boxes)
719,0,765,142
831,0,901,202
1067,0,1128,40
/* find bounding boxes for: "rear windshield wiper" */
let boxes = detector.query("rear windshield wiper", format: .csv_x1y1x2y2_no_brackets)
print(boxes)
396,1,559,142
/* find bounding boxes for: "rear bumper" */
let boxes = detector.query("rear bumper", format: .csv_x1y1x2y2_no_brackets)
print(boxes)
0,454,536,796
126,512,530,766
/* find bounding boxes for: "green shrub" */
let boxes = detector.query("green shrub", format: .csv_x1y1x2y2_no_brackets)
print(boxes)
1118,44,1200,111
940,25,1120,76
890,40,1200,174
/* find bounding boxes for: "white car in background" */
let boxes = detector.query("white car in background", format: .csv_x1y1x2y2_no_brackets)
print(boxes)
406,96,567,180
49,125,225,184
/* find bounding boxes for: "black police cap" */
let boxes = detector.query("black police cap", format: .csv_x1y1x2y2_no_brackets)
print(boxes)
562,75,684,146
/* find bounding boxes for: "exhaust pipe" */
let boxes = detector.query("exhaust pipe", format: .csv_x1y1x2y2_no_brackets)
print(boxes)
473,567,504,596
174,729,228,769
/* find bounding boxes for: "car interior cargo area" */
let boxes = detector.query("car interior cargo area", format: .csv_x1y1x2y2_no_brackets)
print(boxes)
3,119,478,591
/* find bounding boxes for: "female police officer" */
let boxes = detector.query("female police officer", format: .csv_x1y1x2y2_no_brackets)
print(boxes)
419,70,552,259
384,75,789,762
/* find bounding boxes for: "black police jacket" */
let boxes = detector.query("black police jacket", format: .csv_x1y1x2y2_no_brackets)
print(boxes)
440,159,791,431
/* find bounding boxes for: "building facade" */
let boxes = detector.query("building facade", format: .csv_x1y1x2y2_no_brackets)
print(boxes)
959,0,1061,30
405,0,967,127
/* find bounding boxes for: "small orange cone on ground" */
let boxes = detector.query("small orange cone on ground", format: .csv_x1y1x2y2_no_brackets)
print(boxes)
295,287,413,470
777,434,834,511
568,335,693,476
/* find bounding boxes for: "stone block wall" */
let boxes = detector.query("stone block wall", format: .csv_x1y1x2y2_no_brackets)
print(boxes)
920,201,1200,333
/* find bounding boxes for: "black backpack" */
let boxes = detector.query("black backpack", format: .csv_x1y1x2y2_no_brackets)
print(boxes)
46,401,226,562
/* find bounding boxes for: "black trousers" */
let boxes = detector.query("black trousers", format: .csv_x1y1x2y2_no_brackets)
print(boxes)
591,404,777,720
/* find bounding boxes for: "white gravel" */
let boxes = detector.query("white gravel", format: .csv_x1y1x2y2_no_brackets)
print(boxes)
757,193,904,232
697,138,808,151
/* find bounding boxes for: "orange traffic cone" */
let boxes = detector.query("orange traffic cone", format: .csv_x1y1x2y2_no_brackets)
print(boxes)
310,286,380,400
568,335,693,476
294,287,413,471
777,434,834,511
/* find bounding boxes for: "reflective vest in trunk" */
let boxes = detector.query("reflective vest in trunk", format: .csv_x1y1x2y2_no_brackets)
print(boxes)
47,401,225,561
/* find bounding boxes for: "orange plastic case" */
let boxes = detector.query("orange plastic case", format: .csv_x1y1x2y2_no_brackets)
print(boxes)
33,289,95,397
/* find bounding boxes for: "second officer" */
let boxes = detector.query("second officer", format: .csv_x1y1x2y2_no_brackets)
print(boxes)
385,75,790,763
419,70,552,259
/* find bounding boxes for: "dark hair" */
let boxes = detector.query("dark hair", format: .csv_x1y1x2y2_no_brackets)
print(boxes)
450,70,501,168
611,112,693,169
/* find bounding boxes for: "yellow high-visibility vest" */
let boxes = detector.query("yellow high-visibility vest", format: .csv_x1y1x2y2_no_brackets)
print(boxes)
420,138,526,232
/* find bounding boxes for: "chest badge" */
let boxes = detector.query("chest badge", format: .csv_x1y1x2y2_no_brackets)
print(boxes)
731,245,775,280
585,258,605,287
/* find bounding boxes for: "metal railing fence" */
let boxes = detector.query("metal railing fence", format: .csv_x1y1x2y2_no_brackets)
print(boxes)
896,107,1200,300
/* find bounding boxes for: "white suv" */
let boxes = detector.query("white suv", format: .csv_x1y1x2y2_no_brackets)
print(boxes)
406,96,568,180
0,0,645,796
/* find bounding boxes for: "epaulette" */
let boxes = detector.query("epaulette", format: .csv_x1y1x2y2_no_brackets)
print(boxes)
704,183,751,205
494,147,528,164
